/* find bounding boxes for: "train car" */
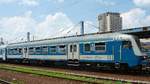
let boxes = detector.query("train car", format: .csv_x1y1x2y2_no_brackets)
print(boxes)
0,33,149,70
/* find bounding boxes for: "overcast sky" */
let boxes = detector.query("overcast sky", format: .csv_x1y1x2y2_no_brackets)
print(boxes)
0,0,150,43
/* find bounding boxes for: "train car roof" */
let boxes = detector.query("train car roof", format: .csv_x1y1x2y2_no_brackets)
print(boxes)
6,33,132,48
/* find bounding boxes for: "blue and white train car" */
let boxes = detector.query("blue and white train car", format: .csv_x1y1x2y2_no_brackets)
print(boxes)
0,33,149,69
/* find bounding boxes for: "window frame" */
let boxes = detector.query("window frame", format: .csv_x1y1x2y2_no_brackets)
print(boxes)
122,41,132,48
35,47,41,55
94,42,106,52
13,48,18,55
0,49,2,55
70,45,73,52
83,43,91,52
58,45,66,54
50,46,57,53
41,46,48,55
73,45,77,52
18,48,22,54
29,47,35,55
7,49,11,55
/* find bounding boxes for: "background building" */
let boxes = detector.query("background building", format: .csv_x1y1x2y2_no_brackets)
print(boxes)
98,12,122,32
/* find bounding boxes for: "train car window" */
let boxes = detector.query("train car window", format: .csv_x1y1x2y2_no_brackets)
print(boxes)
9,49,11,55
84,44,91,52
42,46,48,55
11,49,14,55
70,45,72,52
18,48,22,54
12,49,15,55
0,49,2,55
35,47,41,54
16,49,19,54
29,48,35,55
1,49,3,55
59,45,66,53
2,49,4,54
95,42,106,52
9,49,13,55
17,48,21,54
13,49,18,55
10,49,13,55
73,45,77,52
24,48,27,53
123,41,132,48
50,46,57,53
0,49,3,55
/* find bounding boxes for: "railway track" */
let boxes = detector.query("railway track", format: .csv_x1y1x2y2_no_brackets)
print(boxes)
0,79,11,84
67,72,150,84
1,63,150,84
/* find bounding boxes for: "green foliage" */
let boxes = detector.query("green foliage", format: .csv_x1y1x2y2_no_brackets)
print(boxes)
12,80,25,84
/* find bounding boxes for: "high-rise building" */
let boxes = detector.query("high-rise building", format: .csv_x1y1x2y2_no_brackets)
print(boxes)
98,12,122,32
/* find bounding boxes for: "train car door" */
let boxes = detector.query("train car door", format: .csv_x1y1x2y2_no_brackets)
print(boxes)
23,48,28,58
2,49,6,61
68,43,79,60
113,42,122,68
113,43,121,62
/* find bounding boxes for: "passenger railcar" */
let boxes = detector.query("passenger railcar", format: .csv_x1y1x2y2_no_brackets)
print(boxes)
0,33,149,70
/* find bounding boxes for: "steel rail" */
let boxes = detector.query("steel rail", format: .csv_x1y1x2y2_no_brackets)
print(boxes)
0,79,11,84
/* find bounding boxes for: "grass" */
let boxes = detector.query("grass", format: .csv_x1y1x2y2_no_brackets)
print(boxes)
0,64,131,84
12,80,25,84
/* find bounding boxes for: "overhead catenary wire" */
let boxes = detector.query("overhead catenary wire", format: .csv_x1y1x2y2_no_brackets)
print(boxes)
6,21,98,44
59,21,98,36
85,22,99,29
59,22,81,35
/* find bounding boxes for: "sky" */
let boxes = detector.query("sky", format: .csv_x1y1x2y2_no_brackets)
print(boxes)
0,0,150,43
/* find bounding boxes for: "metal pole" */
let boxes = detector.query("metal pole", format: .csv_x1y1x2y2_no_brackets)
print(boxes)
27,32,30,42
80,21,84,35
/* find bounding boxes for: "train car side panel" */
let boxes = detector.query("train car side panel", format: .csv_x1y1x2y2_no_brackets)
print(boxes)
79,41,114,63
